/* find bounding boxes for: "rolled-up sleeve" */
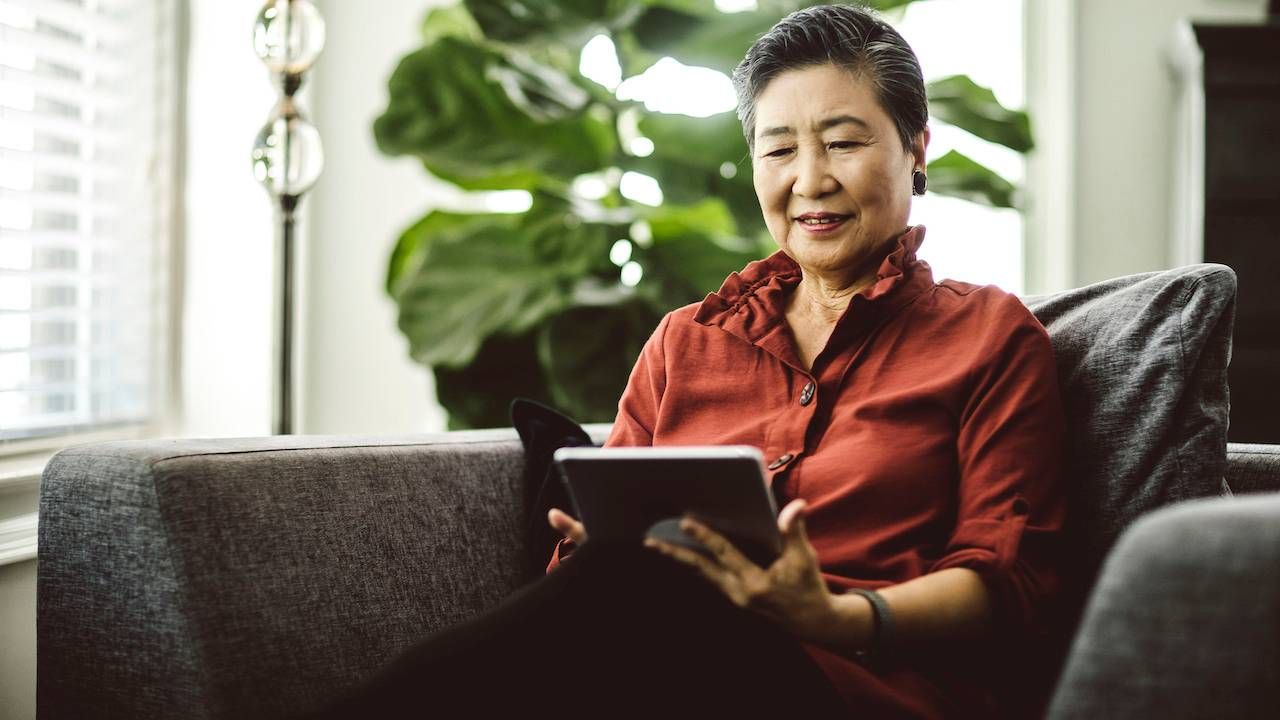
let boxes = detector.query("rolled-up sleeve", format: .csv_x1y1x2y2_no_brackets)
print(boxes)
603,312,670,448
928,297,1068,636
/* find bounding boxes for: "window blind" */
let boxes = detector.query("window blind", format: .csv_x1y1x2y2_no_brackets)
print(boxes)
0,0,176,444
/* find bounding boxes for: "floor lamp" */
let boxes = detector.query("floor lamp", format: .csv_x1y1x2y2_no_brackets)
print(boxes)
250,0,325,435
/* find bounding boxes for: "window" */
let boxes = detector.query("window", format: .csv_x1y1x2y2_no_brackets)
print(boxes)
898,0,1027,294
0,0,178,446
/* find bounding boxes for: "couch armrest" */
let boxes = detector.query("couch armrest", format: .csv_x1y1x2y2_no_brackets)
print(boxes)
1047,493,1280,719
37,430,535,720
1226,442,1280,494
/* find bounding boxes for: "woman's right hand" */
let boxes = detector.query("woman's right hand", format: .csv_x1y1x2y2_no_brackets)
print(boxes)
547,508,587,545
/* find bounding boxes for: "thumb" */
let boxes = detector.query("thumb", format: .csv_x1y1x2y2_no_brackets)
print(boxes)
777,499,809,544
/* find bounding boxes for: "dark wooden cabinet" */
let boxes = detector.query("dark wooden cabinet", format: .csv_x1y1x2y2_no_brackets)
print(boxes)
1194,21,1280,443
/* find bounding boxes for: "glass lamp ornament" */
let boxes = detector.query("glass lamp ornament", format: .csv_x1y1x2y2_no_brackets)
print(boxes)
251,98,324,198
251,0,325,435
252,0,326,81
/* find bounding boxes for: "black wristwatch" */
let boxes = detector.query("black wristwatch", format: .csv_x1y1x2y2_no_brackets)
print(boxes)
846,587,895,668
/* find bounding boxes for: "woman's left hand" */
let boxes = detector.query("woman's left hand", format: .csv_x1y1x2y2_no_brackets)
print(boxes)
644,499,840,644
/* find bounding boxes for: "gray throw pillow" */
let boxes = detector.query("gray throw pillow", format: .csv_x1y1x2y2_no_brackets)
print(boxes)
1022,264,1236,568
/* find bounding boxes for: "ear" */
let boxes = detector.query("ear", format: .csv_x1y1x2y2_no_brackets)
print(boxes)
911,125,931,171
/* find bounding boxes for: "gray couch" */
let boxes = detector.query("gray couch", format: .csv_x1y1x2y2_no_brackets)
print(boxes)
37,265,1280,718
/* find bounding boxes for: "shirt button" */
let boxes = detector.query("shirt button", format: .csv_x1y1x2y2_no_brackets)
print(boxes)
799,381,815,406
767,453,794,471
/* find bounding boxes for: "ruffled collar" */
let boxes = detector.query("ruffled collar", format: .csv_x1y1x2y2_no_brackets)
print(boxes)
696,226,936,368
701,222,931,320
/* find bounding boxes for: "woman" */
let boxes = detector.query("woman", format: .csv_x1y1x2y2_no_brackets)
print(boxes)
312,5,1065,718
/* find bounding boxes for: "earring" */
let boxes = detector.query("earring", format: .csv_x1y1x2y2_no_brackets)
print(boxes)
912,170,927,196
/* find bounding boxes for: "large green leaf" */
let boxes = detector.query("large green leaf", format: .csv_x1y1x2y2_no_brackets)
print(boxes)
638,198,761,310
630,6,780,76
538,302,660,422
376,0,1035,428
434,330,553,430
419,3,484,45
374,36,615,189
646,196,736,239
386,209,487,298
630,1,918,76
389,197,611,368
926,149,1018,209
927,74,1033,152
463,0,638,45
630,111,764,237
461,0,728,46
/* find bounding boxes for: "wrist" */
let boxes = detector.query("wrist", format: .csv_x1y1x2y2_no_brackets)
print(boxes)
844,587,896,668
821,590,877,650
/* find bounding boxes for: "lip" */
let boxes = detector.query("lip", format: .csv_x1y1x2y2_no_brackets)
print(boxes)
794,212,851,234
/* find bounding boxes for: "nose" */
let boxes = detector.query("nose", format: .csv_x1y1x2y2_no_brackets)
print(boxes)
792,148,838,198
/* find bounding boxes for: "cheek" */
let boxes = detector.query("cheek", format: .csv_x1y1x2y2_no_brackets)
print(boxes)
845,158,904,209
754,171,786,214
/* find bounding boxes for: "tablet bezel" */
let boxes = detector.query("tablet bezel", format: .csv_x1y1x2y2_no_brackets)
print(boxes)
552,445,782,566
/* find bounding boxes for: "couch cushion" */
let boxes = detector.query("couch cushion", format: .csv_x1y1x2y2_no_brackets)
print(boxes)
1022,264,1236,567
1047,493,1280,719
39,431,530,720
1226,443,1280,495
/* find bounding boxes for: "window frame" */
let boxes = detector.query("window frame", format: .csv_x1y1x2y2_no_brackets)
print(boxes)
0,0,188,483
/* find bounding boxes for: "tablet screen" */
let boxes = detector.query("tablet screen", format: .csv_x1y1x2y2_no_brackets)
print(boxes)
553,446,782,566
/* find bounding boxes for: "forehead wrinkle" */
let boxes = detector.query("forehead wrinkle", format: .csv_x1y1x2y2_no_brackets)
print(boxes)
757,114,873,141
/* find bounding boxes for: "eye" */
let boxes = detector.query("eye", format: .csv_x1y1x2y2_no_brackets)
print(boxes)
762,147,793,158
829,141,863,150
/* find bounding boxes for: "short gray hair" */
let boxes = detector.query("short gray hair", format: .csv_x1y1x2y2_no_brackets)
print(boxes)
731,4,928,154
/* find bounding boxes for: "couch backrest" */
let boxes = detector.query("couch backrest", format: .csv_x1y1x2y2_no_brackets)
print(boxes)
1022,263,1236,570
38,431,533,720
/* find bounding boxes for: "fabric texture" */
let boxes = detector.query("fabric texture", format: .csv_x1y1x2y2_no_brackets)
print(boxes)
1021,265,1236,569
38,446,208,720
40,431,542,720
1047,493,1280,719
551,225,1069,719
1225,443,1280,495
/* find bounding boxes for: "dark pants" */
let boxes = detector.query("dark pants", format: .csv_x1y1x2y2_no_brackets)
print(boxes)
305,541,847,718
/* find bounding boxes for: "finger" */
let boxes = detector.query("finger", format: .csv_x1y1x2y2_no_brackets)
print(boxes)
777,499,808,538
547,508,587,544
680,517,756,573
777,499,816,562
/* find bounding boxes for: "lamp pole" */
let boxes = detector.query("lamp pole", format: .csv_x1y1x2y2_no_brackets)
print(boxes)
251,0,325,435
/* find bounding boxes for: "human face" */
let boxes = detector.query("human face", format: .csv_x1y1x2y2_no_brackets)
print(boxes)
751,64,927,288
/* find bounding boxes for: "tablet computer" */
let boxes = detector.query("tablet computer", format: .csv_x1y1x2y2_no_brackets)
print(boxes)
552,445,782,566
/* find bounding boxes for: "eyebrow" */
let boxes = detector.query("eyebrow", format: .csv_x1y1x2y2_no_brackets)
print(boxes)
757,114,872,140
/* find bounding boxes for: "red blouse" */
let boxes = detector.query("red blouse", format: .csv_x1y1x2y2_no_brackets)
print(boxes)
551,225,1068,718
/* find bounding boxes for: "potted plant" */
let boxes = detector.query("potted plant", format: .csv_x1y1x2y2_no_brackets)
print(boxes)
375,0,1031,428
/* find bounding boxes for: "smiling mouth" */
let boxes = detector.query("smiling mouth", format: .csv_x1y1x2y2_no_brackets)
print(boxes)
797,216,849,226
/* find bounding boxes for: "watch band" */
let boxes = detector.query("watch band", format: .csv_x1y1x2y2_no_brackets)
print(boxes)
846,587,895,667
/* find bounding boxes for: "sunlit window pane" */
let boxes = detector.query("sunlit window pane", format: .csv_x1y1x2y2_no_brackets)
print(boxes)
898,0,1026,293
0,0,177,443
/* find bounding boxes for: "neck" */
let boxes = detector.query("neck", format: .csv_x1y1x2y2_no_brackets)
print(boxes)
789,269,878,327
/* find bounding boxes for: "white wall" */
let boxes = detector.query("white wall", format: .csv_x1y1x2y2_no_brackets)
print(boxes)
179,0,276,437
179,0,451,438
0,560,36,720
1071,0,1267,285
301,0,450,434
